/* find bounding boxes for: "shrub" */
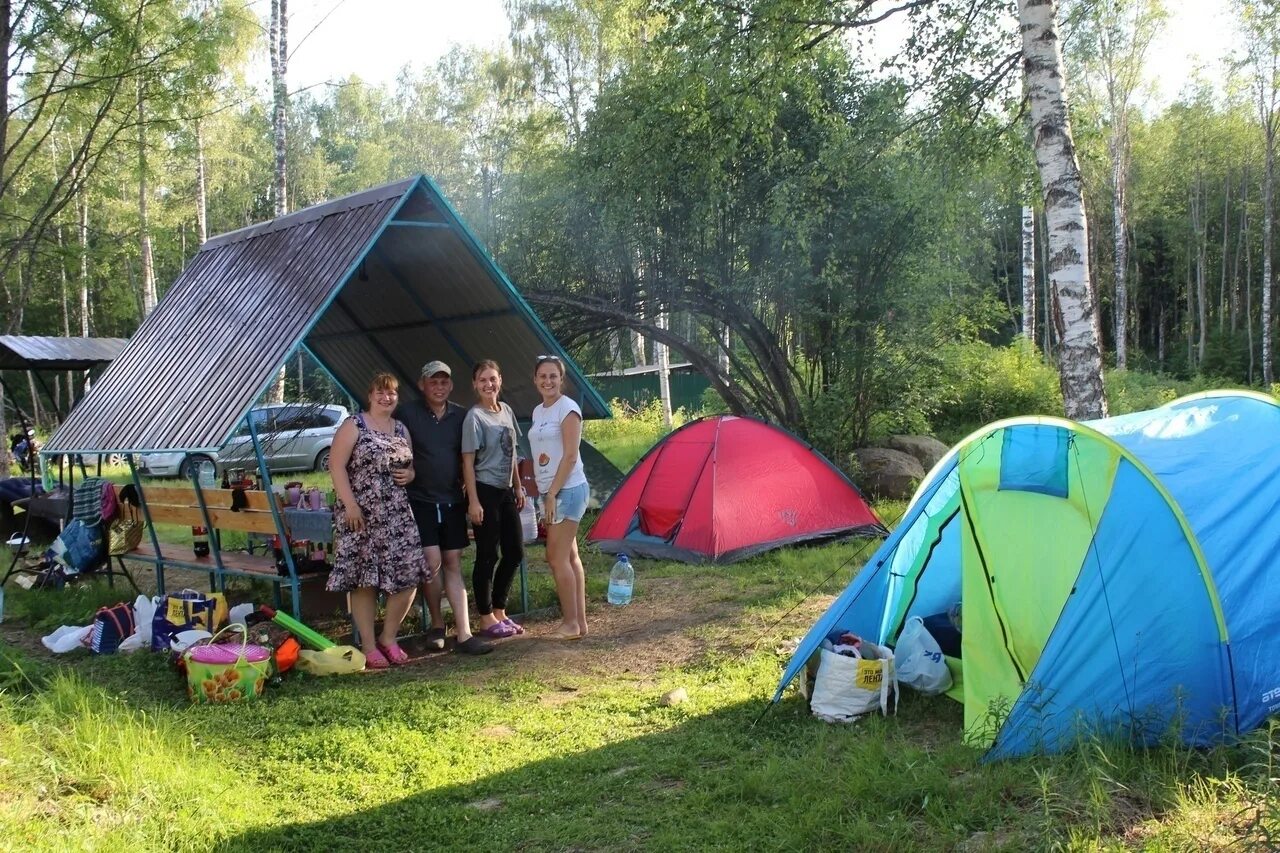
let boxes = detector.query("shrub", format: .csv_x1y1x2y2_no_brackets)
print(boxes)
1103,369,1246,416
929,339,1062,443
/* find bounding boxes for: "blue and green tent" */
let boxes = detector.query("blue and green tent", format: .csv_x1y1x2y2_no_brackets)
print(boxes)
774,391,1280,760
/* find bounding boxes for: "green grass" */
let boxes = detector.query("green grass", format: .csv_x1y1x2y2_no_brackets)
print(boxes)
2,407,1276,849
2,554,1278,851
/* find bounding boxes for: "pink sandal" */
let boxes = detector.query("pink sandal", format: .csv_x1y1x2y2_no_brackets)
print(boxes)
377,640,410,665
364,646,390,670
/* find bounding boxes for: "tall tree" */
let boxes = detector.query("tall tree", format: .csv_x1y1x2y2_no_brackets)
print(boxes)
1074,0,1164,371
1238,0,1280,386
1020,0,1107,418
1021,202,1036,339
268,0,288,402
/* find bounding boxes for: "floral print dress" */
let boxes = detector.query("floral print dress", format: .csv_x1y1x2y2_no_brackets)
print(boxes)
327,414,425,594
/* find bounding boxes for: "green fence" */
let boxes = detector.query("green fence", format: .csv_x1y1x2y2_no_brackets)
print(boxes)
590,372,711,413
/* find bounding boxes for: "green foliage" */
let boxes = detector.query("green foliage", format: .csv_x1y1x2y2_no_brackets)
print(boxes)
927,340,1064,444
1105,369,1247,415
583,398,688,471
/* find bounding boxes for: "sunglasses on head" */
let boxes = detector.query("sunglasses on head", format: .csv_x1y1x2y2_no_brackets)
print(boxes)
535,354,563,364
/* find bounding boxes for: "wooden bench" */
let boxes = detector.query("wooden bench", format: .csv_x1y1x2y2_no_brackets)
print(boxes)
117,485,328,617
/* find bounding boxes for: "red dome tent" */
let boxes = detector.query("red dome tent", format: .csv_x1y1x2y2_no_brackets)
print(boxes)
587,415,886,563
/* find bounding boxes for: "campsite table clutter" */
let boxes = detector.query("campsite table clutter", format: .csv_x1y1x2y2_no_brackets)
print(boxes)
39,588,364,703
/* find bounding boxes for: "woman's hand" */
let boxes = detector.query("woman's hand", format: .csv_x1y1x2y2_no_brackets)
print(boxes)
468,500,484,525
391,465,414,487
544,491,557,525
344,504,366,533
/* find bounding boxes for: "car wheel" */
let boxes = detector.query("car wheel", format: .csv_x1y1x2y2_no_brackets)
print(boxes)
314,448,331,472
178,454,215,480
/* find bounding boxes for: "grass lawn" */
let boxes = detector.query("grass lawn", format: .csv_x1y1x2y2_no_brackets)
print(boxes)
2,422,1277,850
1,532,1277,851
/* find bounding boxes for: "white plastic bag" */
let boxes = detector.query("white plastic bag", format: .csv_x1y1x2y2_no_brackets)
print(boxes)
41,625,92,653
117,631,145,653
810,642,898,723
133,595,157,648
895,616,953,695
228,603,255,628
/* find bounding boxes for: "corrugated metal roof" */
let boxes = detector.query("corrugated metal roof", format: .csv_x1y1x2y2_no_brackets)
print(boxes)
45,175,607,454
0,335,128,370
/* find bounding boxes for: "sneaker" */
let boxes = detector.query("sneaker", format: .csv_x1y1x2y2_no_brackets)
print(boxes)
456,635,493,655
425,626,447,652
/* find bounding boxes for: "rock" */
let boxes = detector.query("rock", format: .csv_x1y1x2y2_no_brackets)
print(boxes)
853,447,926,501
660,687,688,706
883,435,949,472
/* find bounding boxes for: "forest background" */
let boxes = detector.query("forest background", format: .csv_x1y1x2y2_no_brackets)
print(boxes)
2,0,1278,468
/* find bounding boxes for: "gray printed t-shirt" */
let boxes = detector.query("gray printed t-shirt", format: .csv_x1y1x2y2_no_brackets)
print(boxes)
461,402,521,489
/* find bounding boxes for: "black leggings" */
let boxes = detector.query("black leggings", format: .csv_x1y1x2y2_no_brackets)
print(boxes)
471,481,524,614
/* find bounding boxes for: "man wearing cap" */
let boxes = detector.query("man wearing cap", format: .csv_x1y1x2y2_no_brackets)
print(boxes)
395,361,492,655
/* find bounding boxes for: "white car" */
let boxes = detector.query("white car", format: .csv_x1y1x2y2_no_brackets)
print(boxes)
137,403,349,479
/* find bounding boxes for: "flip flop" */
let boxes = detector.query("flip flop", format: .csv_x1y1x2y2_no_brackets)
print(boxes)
479,621,519,639
377,640,410,665
501,618,526,635
364,646,390,669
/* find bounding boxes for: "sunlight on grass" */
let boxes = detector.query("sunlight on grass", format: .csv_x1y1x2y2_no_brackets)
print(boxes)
4,407,1278,849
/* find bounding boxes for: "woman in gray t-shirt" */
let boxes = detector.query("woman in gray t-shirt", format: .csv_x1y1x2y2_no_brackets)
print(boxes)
462,360,527,639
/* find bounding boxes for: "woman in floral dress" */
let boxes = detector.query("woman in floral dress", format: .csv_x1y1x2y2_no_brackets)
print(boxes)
328,372,425,668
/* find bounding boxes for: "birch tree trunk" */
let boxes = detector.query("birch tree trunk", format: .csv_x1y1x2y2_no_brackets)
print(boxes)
1220,173,1231,332
1111,151,1128,367
196,119,208,245
79,188,90,338
271,0,288,219
268,0,289,403
719,324,731,376
57,225,72,399
1193,175,1208,367
137,79,157,316
1021,204,1036,340
1264,128,1275,385
1019,0,1107,418
655,311,672,427
1239,0,1280,383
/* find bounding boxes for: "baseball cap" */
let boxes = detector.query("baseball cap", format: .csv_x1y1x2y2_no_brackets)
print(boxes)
420,360,452,378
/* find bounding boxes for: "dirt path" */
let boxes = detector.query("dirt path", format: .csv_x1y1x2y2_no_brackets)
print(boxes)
5,566,837,691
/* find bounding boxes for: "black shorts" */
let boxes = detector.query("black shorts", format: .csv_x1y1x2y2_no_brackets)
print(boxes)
409,500,470,552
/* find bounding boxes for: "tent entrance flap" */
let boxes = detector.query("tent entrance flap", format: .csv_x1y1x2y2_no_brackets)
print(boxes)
637,439,714,539
958,427,1123,743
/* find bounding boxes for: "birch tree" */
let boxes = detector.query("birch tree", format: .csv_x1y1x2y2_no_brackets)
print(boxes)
1020,0,1107,418
1021,203,1036,339
1075,0,1164,371
1237,0,1280,386
267,0,288,402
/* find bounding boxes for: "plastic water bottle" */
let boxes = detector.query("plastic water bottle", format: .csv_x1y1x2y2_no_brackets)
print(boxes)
607,554,634,605
197,460,217,488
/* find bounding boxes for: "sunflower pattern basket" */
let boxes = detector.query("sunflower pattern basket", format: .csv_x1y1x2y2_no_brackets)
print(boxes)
184,625,272,704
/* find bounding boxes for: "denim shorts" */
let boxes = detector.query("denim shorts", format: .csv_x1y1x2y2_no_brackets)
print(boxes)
550,482,589,524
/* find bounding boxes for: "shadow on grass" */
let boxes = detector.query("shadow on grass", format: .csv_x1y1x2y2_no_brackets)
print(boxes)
208,693,987,853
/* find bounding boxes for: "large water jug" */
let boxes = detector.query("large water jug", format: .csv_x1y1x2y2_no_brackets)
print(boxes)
607,554,634,606
197,460,217,488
